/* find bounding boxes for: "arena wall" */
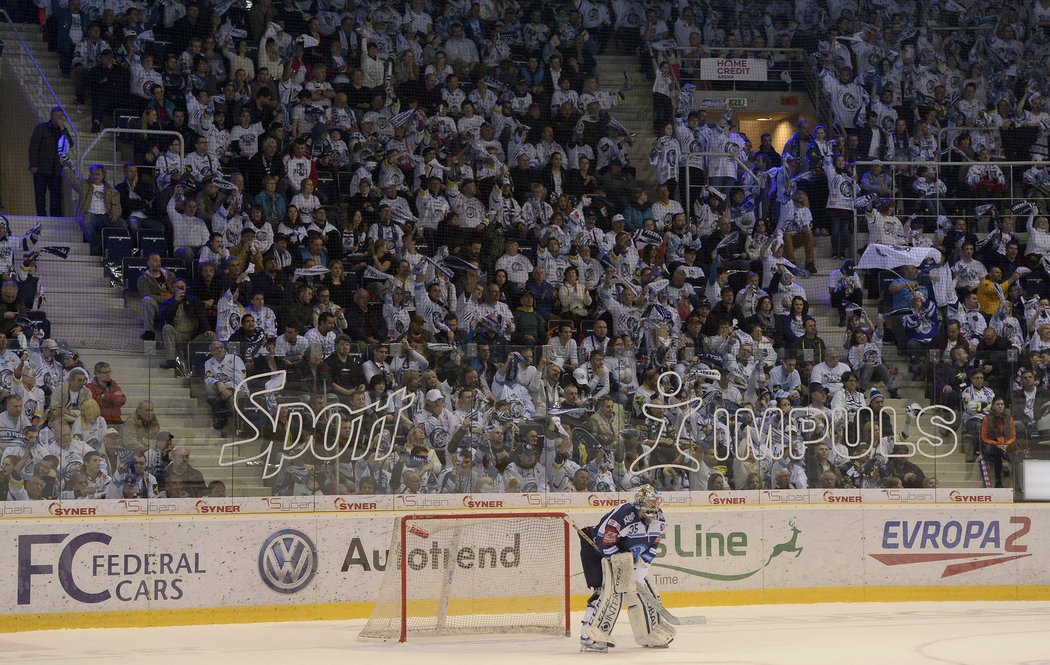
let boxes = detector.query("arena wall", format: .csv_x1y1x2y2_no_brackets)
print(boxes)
3,489,1048,633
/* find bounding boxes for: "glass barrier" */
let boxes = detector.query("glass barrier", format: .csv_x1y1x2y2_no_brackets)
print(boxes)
1,333,1017,500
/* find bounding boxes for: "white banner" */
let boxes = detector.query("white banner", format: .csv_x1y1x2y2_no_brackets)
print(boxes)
698,58,768,82
857,243,942,270
1,502,1045,628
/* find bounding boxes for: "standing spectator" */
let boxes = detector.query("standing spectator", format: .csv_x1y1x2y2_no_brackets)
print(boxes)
86,362,126,425
28,108,68,217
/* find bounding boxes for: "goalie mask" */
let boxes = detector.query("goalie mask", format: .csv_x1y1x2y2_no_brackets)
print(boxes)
634,484,662,524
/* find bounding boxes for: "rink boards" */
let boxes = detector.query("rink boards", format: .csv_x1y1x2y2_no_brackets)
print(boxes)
2,491,1049,632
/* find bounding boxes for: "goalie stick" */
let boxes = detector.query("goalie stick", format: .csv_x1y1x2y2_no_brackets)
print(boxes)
571,522,705,626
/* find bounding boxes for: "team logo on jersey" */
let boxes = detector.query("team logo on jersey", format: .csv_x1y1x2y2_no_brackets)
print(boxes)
61,460,84,482
508,399,526,419
429,426,449,450
259,529,317,594
839,180,854,198
843,92,859,110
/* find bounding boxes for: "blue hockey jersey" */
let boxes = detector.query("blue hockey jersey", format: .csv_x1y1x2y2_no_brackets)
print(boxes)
592,502,666,565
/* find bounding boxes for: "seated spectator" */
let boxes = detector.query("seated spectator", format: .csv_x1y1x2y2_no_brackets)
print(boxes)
86,362,126,425
64,163,125,256
137,253,176,341
962,370,995,463
203,341,245,430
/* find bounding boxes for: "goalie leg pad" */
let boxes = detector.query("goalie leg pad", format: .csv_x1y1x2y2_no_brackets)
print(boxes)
626,591,677,648
605,552,636,593
584,585,622,646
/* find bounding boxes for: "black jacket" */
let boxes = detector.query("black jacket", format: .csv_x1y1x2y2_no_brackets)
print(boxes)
28,121,66,176
115,179,154,216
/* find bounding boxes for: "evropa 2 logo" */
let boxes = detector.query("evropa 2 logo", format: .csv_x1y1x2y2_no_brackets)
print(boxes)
869,517,1032,578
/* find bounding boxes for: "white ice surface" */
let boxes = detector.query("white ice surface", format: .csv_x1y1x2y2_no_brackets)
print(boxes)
3,601,1050,665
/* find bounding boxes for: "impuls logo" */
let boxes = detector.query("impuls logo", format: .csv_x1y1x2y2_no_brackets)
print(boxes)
258,529,318,594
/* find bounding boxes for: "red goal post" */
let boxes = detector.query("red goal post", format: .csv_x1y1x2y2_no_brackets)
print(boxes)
360,512,572,643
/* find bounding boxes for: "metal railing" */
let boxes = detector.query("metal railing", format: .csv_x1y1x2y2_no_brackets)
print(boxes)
78,128,185,179
660,46,815,95
680,150,759,219
850,157,1046,259
0,10,79,208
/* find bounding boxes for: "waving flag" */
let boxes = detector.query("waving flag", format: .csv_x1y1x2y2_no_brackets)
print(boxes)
40,246,71,259
607,115,630,136
715,231,739,251
857,244,942,270
363,266,394,281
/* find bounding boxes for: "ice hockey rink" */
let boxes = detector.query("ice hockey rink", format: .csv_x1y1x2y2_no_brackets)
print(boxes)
4,601,1049,665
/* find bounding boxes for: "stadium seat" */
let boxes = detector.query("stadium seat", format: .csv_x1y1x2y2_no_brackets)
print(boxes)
137,232,169,258
103,228,134,262
103,229,134,284
336,171,355,201
121,256,149,303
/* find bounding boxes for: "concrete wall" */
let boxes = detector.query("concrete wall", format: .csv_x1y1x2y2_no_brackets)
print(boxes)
0,68,45,216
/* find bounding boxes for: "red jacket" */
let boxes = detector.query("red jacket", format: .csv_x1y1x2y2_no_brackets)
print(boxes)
88,379,127,424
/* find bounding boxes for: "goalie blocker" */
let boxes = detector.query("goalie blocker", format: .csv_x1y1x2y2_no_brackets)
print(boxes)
579,485,676,652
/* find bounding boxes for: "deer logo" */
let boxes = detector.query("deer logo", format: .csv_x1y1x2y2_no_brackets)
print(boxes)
766,520,803,566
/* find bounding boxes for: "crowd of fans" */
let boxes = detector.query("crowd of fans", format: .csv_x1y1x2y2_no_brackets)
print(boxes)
9,0,1050,499
0,353,230,499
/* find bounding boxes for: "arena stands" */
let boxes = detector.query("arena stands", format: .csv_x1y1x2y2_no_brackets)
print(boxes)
2,0,1050,501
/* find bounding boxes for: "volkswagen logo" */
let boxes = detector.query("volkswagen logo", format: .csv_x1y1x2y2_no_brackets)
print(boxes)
259,529,318,594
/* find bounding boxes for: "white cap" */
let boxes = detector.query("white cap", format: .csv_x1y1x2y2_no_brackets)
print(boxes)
612,214,625,223
425,389,444,402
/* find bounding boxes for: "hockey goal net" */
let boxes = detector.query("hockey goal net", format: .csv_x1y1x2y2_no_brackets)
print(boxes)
359,512,571,642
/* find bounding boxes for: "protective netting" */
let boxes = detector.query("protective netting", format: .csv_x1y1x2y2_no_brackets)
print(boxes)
360,514,568,641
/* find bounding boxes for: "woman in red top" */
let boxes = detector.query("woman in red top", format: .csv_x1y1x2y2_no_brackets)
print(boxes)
980,397,1017,488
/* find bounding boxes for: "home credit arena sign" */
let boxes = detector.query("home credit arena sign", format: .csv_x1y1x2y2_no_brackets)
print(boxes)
700,58,768,81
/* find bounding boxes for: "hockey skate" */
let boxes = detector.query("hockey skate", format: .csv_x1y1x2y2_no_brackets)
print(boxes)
580,637,613,653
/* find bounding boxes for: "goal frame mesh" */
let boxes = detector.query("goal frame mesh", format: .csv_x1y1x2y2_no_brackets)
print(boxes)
372,511,572,643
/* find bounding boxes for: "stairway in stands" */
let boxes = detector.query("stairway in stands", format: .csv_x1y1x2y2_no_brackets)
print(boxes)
595,53,656,183
0,15,271,495
594,54,981,487
0,22,115,181
12,213,270,495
